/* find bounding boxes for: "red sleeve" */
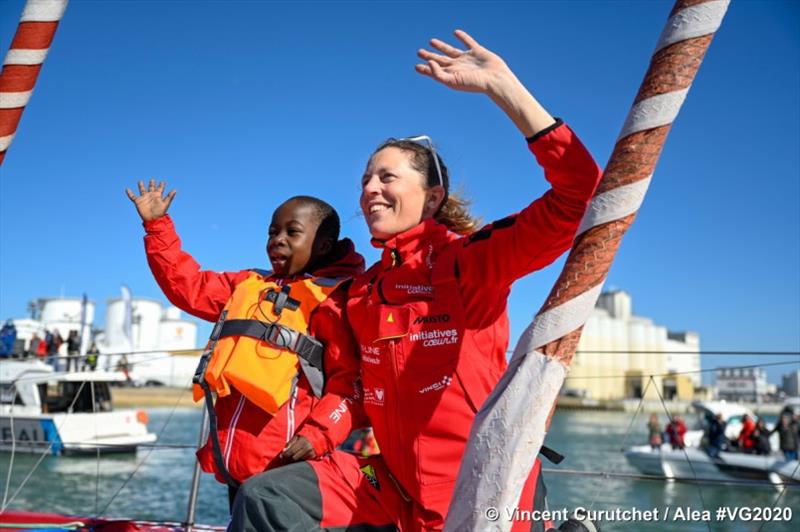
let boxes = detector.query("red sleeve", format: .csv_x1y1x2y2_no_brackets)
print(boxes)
296,288,367,456
457,120,602,291
143,215,248,322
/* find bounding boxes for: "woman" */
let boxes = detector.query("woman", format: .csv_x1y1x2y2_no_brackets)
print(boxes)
231,30,602,531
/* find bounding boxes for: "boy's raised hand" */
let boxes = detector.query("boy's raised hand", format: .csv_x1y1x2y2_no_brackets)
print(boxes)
126,179,176,222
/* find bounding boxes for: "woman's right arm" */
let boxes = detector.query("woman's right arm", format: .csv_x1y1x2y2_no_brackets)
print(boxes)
417,31,602,289
457,121,601,289
127,180,244,322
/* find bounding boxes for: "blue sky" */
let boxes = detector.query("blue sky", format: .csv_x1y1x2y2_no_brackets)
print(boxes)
1,1,798,384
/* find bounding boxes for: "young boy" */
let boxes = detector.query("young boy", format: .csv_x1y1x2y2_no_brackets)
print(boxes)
126,180,365,507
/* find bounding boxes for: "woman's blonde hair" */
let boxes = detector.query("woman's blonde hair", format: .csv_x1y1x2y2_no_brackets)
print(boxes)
372,139,481,235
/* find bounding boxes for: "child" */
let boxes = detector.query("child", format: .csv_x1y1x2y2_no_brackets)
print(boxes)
126,180,365,508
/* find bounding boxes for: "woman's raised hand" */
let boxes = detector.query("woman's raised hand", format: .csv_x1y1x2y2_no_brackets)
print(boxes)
125,179,176,222
417,29,555,138
415,30,513,96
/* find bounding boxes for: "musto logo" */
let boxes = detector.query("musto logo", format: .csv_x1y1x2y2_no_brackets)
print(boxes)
419,375,453,395
413,314,450,325
409,328,459,347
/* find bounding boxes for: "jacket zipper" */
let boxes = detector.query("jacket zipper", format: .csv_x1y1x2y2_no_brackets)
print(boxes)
224,394,247,469
388,338,408,486
286,382,299,443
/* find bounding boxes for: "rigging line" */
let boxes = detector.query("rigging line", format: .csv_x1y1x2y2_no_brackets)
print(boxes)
505,349,800,356
651,376,712,532
0,439,197,448
542,468,798,489
0,440,198,450
758,460,800,532
91,380,99,519
98,374,194,516
588,376,652,512
563,360,799,380
0,380,89,513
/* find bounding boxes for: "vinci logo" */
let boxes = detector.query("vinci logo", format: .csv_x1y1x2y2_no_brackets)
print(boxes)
413,314,450,325
419,375,453,395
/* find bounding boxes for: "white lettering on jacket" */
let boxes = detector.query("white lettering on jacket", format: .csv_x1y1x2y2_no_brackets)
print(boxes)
329,398,352,424
361,344,381,365
394,283,433,295
419,375,453,395
364,387,385,407
408,328,459,348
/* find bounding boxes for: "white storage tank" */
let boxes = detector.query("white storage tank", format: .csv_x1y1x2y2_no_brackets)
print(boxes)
105,298,163,351
158,319,198,351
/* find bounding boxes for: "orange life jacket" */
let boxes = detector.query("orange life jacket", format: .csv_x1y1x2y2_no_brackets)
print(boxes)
192,270,345,415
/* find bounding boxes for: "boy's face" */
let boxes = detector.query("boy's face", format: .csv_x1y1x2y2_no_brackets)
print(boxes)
267,200,325,276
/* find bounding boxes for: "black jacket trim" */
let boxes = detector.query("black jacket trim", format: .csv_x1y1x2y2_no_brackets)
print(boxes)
526,117,564,144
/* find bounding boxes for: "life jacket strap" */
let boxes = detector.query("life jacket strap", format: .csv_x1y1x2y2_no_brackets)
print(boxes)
218,319,324,373
540,444,564,464
193,310,240,488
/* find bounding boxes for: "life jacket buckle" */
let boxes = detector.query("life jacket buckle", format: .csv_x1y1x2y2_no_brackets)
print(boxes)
263,323,295,351
264,285,301,315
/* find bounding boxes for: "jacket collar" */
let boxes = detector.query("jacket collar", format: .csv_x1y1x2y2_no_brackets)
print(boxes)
371,219,452,269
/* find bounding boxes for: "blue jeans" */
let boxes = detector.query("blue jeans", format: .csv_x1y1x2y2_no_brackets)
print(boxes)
783,450,798,461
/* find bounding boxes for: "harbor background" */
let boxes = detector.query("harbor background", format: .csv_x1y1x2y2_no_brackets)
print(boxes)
1,407,797,531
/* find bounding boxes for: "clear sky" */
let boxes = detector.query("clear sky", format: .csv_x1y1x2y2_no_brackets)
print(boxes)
1,1,798,384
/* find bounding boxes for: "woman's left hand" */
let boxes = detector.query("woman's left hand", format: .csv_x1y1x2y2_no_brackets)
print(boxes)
415,30,513,95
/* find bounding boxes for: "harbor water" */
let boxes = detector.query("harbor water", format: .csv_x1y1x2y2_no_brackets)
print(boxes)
1,407,797,531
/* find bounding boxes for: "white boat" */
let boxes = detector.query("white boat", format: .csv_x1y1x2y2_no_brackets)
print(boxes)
625,400,794,486
0,360,157,454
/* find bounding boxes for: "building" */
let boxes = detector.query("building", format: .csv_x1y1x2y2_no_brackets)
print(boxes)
716,367,768,403
563,290,701,401
782,370,800,397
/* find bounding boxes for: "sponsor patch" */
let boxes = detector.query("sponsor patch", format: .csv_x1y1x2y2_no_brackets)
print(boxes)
394,283,433,295
360,464,380,490
418,375,453,395
361,344,381,365
329,398,351,423
413,314,450,325
408,328,459,348
364,387,385,406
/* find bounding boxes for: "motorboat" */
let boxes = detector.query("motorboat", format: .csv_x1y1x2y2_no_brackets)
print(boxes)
0,360,157,454
625,400,796,486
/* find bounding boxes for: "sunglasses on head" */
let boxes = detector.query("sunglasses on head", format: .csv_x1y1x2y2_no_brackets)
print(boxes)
399,135,445,189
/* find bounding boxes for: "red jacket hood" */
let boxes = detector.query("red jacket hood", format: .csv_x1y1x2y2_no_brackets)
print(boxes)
311,238,365,279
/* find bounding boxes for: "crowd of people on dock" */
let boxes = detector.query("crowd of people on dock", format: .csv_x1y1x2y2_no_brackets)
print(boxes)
0,320,99,372
646,408,799,460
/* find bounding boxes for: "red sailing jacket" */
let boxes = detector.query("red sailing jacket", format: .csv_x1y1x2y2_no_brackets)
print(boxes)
347,120,602,527
143,215,366,483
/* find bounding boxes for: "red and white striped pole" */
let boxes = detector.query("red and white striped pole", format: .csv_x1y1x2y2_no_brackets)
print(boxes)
0,0,68,166
446,1,730,530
